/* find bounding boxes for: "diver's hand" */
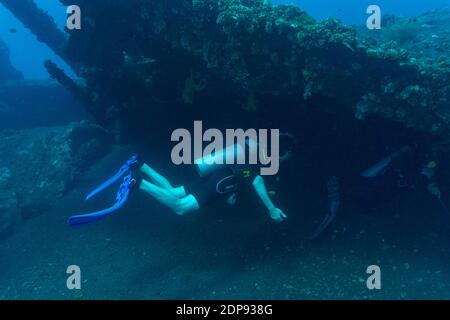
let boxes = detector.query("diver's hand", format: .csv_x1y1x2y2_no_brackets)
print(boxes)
428,183,441,199
269,207,287,222
227,193,237,206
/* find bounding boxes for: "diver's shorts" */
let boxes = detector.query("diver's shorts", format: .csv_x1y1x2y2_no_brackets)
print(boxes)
187,168,238,207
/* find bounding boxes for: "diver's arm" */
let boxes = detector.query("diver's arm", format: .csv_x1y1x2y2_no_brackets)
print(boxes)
252,175,287,222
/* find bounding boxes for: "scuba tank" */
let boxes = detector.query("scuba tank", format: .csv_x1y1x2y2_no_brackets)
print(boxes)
195,143,245,177
194,132,296,178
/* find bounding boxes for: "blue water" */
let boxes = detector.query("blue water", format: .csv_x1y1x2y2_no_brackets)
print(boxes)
0,0,70,79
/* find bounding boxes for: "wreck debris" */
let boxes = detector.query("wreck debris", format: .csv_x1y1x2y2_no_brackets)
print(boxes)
44,60,86,103
55,1,449,144
43,60,104,123
2,0,448,146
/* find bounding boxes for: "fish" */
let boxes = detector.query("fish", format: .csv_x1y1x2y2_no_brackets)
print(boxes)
360,151,400,178
9,28,17,33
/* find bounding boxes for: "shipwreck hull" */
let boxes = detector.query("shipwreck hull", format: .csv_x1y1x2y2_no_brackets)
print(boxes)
2,0,449,146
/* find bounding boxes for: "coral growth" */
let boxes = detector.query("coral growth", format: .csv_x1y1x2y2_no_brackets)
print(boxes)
182,71,207,105
3,1,449,145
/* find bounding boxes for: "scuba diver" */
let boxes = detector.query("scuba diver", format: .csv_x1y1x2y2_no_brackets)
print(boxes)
311,145,445,239
353,146,442,207
68,134,296,227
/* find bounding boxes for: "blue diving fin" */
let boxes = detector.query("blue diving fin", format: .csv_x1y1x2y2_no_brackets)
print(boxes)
85,154,139,201
68,188,130,227
68,156,138,227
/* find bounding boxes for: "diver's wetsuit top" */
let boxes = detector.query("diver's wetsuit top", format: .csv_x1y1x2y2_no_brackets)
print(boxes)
231,163,261,189
187,167,238,207
187,163,264,208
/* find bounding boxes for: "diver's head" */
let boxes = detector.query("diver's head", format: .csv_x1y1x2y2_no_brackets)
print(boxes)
279,132,296,164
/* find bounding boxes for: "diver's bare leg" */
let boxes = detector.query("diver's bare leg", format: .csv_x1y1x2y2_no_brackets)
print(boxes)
140,163,174,189
139,179,178,211
139,163,186,198
139,179,199,215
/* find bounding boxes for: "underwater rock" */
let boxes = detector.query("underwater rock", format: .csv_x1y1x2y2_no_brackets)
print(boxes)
356,10,450,140
0,190,19,239
0,167,12,188
359,10,450,71
0,39,23,84
0,121,112,239
66,120,113,170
